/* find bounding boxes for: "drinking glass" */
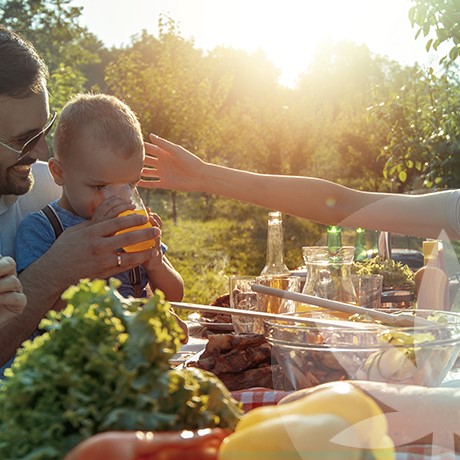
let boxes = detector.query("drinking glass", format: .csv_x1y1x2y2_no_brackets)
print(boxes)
229,276,263,334
104,184,156,253
352,274,384,308
256,274,300,314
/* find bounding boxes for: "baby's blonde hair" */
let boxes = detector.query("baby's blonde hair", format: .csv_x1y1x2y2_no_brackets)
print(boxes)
53,93,144,160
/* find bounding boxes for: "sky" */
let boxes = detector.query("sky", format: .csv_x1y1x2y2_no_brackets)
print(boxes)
73,0,444,87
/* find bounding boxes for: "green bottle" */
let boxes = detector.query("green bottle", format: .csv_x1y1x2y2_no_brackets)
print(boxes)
326,225,342,253
354,228,368,262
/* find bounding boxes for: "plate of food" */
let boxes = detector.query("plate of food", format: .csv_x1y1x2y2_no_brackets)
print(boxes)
188,293,234,333
197,318,234,333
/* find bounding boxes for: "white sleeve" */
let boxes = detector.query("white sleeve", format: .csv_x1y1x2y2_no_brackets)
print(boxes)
446,190,460,240
18,162,61,215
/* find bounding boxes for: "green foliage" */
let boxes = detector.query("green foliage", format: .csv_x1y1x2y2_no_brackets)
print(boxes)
3,4,458,301
1,0,96,62
153,195,322,304
409,0,460,64
0,279,242,460
368,66,460,190
353,256,415,290
1,0,106,158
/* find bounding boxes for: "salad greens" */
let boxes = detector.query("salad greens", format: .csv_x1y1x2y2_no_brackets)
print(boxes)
0,279,242,460
353,256,415,290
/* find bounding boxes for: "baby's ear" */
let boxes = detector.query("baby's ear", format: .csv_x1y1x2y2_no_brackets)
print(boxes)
48,157,65,186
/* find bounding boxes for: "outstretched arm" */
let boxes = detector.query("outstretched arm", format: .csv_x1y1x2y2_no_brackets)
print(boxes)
141,135,460,240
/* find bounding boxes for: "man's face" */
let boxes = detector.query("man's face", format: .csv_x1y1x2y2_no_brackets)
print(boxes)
0,86,51,196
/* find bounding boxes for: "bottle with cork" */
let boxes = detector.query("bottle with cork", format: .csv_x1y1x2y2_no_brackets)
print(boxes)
414,240,449,310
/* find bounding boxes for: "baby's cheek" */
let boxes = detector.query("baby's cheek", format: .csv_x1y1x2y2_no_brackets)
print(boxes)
88,197,102,217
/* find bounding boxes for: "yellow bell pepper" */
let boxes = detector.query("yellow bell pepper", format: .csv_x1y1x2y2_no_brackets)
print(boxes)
219,381,394,460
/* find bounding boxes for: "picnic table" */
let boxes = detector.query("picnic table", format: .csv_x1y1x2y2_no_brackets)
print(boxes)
170,321,460,460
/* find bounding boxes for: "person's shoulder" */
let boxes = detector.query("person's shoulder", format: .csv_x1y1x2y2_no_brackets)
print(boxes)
31,161,57,188
17,162,61,213
31,160,50,175
17,205,50,232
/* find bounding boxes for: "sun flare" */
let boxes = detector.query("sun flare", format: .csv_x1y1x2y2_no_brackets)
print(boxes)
75,0,430,87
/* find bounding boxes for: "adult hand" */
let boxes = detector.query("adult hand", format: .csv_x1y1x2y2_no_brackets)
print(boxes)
37,212,161,290
90,195,134,224
0,256,27,327
139,134,206,192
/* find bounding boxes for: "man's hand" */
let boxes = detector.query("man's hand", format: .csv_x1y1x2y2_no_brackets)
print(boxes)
0,212,162,366
0,256,27,327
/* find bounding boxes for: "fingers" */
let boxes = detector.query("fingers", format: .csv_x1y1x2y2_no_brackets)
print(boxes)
110,247,158,275
1,291,27,314
46,212,163,285
0,268,26,325
146,208,163,229
148,133,177,150
0,272,23,294
144,141,160,161
80,212,157,238
0,256,17,277
92,196,134,223
142,143,161,186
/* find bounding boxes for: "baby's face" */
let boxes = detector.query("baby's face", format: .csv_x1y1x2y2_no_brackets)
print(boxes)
59,135,144,219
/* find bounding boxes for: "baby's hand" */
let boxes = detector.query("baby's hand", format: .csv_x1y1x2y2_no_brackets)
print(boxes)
147,207,163,230
91,195,134,224
142,209,164,271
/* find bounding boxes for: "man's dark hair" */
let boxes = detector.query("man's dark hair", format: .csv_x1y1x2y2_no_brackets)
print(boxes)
0,26,49,98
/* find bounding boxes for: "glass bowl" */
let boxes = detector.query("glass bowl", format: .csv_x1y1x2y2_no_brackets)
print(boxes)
264,309,460,390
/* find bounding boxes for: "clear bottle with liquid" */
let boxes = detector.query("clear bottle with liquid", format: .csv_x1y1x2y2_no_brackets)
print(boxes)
260,211,290,276
259,211,293,314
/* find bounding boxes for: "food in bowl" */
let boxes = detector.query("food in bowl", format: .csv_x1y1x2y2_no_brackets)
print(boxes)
264,309,460,390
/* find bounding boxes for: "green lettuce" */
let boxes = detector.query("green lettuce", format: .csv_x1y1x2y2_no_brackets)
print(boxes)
0,279,242,460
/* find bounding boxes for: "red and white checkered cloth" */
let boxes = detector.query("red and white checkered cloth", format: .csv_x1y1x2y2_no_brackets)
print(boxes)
230,388,460,460
231,387,290,412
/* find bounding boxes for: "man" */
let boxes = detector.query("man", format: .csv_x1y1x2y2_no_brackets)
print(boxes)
0,27,161,367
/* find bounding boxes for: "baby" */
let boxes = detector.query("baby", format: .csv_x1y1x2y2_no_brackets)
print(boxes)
15,93,184,305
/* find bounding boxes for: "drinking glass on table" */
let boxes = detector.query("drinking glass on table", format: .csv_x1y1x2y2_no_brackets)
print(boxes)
229,275,263,334
351,274,384,309
103,184,156,253
256,274,300,314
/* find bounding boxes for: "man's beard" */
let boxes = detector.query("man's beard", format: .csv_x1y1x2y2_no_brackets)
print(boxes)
0,162,35,196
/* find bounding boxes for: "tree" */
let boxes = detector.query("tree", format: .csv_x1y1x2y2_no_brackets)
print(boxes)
105,17,233,221
1,0,103,113
409,0,460,63
369,65,460,190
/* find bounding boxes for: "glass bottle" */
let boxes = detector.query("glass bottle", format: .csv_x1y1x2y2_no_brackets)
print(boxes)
260,211,290,276
260,211,293,314
354,228,368,262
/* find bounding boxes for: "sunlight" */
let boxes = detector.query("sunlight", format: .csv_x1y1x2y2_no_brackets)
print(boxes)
74,0,433,88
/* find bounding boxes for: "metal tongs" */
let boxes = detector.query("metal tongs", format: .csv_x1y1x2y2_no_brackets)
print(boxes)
251,284,437,328
171,302,385,330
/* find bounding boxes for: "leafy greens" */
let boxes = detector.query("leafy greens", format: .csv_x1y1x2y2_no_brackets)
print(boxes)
0,279,242,460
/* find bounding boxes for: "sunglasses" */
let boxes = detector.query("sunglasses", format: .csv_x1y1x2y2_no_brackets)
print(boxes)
0,112,57,163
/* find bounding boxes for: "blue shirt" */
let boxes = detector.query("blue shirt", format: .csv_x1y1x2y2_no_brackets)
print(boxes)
2,200,167,379
15,200,166,297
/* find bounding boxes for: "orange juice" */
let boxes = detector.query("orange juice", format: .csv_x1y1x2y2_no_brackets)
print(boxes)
116,209,156,253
